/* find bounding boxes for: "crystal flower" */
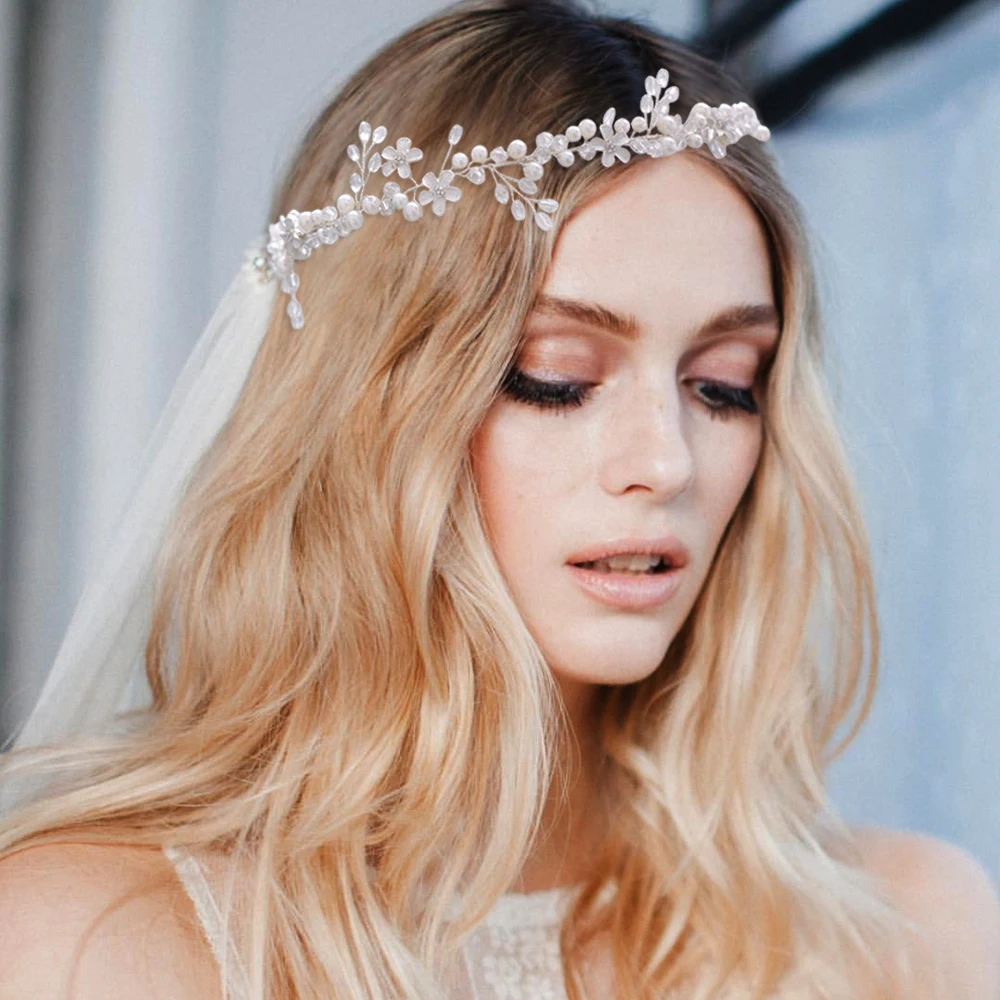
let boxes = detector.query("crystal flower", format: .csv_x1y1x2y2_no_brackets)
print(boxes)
381,137,423,179
417,170,462,216
592,108,632,168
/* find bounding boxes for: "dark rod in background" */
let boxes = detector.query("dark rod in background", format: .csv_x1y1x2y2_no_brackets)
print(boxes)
753,0,993,128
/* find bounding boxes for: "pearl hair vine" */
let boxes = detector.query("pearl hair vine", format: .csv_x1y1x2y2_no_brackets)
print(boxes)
252,67,771,330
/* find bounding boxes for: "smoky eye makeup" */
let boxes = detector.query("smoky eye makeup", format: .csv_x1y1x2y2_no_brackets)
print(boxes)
500,328,773,420
500,365,762,421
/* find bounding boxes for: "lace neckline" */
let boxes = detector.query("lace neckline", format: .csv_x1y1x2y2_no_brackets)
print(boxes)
167,842,587,930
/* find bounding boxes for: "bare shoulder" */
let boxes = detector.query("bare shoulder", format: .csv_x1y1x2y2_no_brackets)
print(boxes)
0,841,222,1000
852,823,1000,1000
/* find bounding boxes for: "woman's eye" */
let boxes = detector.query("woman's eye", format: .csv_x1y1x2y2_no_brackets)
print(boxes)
692,380,758,419
501,369,759,421
500,368,595,414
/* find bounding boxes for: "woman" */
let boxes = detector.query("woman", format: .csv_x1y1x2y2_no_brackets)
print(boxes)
0,1,997,998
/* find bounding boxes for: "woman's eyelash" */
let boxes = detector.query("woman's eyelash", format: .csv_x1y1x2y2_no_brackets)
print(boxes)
500,369,594,413
501,369,758,418
693,380,759,419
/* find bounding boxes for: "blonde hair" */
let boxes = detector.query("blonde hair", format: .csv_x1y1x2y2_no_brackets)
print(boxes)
1,1,936,997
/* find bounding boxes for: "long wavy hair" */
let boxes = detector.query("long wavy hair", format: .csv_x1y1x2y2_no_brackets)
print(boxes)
0,1,935,997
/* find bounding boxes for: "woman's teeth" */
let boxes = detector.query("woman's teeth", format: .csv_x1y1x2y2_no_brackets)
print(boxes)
578,555,666,574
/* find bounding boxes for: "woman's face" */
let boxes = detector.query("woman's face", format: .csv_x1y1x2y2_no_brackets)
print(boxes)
470,153,779,696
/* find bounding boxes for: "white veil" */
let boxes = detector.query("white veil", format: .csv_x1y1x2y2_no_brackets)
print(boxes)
0,247,277,816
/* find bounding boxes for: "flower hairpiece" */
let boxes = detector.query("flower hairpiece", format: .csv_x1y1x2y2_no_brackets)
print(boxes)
257,68,770,329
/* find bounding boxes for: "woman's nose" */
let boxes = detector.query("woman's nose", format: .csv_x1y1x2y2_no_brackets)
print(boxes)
598,380,695,501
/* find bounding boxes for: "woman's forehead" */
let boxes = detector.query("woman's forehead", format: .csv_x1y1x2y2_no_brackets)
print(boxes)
541,154,775,338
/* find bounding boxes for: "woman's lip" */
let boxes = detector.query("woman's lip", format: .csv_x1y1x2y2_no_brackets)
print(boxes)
566,563,683,610
565,535,690,567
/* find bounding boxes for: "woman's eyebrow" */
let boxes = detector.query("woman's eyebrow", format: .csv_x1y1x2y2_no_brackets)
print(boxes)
530,294,780,343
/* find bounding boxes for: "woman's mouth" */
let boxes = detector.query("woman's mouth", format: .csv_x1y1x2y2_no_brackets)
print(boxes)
573,554,671,574
566,558,684,609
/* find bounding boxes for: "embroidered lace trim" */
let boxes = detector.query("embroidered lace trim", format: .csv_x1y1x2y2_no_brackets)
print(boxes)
163,845,603,1000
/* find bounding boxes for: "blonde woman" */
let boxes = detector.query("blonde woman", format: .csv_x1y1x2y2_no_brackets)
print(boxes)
0,1,997,998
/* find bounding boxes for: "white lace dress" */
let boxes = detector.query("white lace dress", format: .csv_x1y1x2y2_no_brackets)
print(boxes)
163,845,609,1000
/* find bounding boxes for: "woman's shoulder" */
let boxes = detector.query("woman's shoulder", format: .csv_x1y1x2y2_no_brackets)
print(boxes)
851,823,1000,999
0,841,222,1000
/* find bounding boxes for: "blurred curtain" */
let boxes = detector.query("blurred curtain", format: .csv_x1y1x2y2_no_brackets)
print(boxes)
0,0,222,736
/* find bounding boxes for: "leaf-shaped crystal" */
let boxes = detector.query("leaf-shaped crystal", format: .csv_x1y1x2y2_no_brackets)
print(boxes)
448,124,463,145
645,75,658,96
359,121,371,142
656,68,669,87
494,183,509,204
373,125,387,143
350,173,363,194
510,199,526,221
534,211,554,231
347,144,360,163
517,177,537,194
602,108,615,128
538,198,559,213
368,152,381,172
640,94,653,115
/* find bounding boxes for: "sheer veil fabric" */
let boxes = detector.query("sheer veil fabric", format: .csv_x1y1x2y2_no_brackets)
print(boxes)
0,250,277,815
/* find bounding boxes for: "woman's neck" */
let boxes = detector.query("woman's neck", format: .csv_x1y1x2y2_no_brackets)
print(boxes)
509,676,608,894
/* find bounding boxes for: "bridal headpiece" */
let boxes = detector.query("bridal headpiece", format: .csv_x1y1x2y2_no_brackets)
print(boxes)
257,68,771,329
